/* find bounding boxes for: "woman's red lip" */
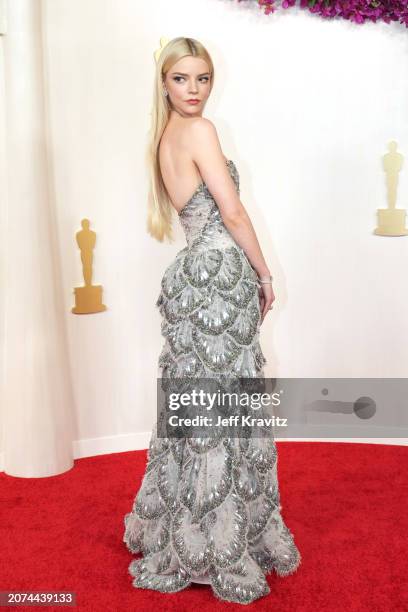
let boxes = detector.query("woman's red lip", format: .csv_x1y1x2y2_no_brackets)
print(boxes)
187,99,200,103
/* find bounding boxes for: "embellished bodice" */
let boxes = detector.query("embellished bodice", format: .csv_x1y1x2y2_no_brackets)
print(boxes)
178,159,240,250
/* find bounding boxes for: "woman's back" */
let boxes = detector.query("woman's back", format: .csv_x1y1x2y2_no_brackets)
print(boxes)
159,116,229,215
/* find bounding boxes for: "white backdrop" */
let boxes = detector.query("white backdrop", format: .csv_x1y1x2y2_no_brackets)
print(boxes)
1,0,408,475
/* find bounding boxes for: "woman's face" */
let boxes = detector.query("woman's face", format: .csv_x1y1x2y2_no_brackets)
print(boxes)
163,56,211,117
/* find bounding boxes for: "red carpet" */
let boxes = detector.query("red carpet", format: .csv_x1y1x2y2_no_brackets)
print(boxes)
1,442,408,611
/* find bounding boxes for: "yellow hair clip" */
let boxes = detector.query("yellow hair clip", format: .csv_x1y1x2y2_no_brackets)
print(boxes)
154,36,170,64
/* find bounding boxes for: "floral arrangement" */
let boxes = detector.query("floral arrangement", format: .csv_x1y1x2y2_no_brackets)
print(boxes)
235,0,408,27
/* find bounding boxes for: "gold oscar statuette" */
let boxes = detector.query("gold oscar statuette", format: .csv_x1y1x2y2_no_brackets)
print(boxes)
71,218,107,314
374,141,408,236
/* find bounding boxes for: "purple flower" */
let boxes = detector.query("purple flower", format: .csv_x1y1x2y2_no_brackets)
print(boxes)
230,0,408,28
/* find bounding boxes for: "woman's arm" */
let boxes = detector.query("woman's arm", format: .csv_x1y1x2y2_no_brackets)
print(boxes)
188,117,271,280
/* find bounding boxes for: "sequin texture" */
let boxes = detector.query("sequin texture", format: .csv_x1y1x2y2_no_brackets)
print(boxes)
123,159,301,604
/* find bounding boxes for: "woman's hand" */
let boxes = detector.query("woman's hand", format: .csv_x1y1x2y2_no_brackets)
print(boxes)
258,282,275,325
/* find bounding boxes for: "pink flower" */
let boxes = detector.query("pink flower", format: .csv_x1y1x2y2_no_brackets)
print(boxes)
232,0,408,28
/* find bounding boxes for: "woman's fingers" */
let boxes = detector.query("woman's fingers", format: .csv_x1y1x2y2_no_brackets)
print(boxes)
259,285,275,324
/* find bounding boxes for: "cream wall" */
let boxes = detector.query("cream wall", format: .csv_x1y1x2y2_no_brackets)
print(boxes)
0,1,6,472
1,0,408,471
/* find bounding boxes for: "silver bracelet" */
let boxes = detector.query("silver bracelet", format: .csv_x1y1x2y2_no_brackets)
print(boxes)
258,275,273,284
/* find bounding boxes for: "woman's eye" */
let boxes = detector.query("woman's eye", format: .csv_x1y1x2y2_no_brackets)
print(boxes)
173,77,209,83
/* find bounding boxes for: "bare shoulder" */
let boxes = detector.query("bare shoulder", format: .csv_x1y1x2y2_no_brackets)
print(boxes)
187,117,222,160
189,116,218,139
181,118,243,222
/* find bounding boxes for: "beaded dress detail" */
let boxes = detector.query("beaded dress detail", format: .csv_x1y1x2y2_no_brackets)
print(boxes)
123,159,301,605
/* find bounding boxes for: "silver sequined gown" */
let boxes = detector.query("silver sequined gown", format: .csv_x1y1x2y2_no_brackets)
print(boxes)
123,159,301,605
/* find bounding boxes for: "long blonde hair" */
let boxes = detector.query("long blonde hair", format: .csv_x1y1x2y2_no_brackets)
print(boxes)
146,37,214,242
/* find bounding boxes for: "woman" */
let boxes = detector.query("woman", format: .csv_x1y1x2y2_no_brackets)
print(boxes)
123,37,301,605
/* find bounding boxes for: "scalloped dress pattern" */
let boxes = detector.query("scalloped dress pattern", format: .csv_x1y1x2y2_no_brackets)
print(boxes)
123,160,301,604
